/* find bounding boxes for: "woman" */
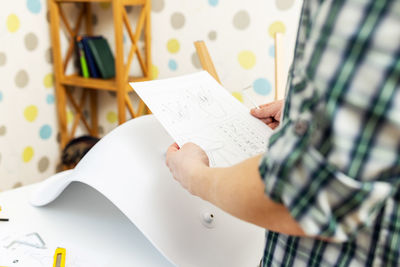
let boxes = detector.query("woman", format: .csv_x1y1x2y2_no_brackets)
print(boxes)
166,0,400,266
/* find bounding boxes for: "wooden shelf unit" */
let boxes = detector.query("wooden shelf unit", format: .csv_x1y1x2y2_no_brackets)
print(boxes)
48,0,152,149
60,75,149,90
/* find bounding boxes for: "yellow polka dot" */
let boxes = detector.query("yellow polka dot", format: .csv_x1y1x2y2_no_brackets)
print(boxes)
22,146,34,163
99,2,111,9
24,105,38,122
6,14,20,33
238,51,256,70
232,92,244,103
67,110,74,124
167,39,180,54
106,111,117,123
43,73,53,88
268,21,286,38
151,64,159,79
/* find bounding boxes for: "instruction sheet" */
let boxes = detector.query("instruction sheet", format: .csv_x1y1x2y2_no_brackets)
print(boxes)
0,232,105,267
130,71,273,167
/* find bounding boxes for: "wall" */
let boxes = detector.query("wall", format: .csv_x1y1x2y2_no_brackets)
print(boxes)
0,0,301,191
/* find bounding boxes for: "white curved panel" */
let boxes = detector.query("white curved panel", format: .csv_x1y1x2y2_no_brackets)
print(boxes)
30,115,265,267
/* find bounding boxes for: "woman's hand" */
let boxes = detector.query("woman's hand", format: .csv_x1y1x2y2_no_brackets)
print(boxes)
165,142,210,198
251,99,284,129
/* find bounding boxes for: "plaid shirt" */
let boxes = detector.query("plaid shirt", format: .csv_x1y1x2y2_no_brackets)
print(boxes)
259,0,400,266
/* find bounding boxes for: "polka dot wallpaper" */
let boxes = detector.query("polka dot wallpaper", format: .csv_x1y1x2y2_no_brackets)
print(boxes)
0,0,301,191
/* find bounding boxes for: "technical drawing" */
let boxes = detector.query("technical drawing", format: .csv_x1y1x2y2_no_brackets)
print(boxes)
193,87,227,119
177,116,268,167
133,71,273,168
160,98,192,125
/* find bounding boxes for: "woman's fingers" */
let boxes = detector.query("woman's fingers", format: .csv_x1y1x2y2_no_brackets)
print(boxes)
274,108,282,121
251,100,284,122
166,143,180,166
268,121,280,129
258,102,274,109
251,106,275,119
167,142,180,152
260,118,274,124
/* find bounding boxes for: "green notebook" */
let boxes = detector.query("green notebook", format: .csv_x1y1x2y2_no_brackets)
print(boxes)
87,37,115,79
76,39,90,78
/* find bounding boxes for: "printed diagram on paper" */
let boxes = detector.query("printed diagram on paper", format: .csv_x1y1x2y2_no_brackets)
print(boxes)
131,71,273,167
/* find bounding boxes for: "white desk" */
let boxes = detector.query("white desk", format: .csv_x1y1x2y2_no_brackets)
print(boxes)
0,182,174,267
0,115,266,267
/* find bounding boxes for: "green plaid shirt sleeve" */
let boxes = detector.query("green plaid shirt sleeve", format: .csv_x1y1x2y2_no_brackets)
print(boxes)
259,0,400,266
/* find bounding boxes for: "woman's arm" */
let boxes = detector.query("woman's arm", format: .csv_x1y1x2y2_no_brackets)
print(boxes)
166,142,306,236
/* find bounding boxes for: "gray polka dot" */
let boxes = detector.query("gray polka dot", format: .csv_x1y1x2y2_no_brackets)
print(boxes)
83,110,89,119
56,163,63,172
208,30,217,41
12,182,23,189
191,52,201,69
108,91,117,98
0,125,6,136
275,0,295,10
15,70,29,88
152,0,165,12
233,10,250,30
38,156,50,173
24,32,38,51
125,6,133,13
92,13,98,26
45,47,53,64
0,52,6,66
171,12,185,29
98,125,104,135
44,47,53,64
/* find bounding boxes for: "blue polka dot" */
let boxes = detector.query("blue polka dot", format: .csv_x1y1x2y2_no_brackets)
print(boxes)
168,59,178,71
39,125,52,140
269,45,275,58
0,92,3,102
208,0,219,6
123,34,127,43
253,78,272,96
27,0,42,14
46,94,54,104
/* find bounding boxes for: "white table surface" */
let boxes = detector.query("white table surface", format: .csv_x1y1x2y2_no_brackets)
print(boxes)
0,182,175,267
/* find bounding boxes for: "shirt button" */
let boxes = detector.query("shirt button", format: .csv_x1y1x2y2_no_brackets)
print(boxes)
294,120,309,136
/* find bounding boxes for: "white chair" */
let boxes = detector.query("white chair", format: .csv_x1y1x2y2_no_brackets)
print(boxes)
31,115,265,267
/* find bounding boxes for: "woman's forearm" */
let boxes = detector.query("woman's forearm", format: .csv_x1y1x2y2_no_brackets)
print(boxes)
200,155,306,236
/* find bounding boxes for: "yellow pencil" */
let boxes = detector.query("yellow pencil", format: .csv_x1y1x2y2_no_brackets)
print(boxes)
0,205,8,222
53,247,66,267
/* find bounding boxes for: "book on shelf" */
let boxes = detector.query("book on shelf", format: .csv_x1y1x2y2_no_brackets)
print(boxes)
81,36,101,78
75,35,115,79
87,37,115,79
75,36,90,78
